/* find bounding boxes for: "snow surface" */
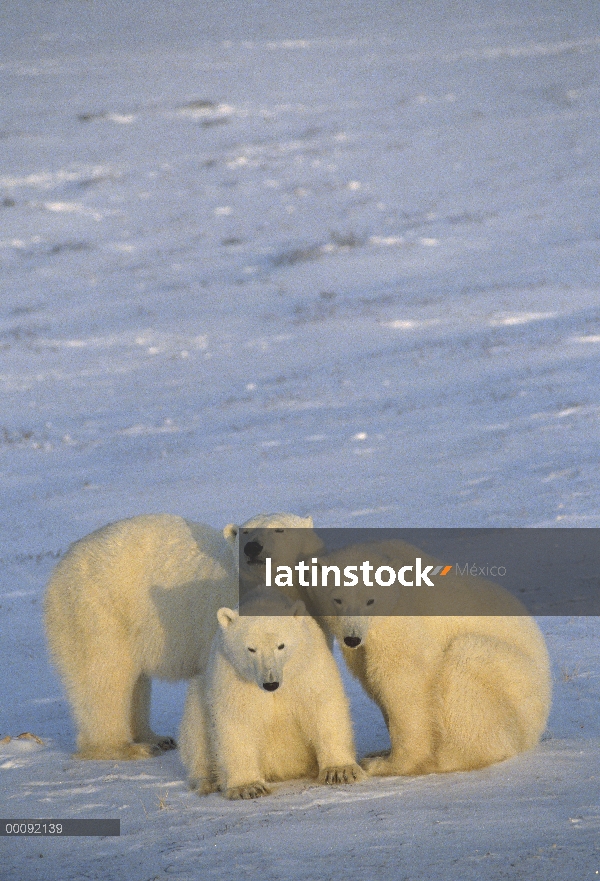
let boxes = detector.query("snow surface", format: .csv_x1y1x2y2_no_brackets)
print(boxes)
1,1,599,878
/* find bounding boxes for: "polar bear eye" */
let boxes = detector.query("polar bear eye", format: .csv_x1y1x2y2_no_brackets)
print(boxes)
274,528,284,533
366,599,375,606
278,644,285,650
333,598,343,606
247,647,257,653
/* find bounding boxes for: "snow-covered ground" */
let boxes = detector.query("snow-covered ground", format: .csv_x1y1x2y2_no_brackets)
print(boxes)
1,1,599,878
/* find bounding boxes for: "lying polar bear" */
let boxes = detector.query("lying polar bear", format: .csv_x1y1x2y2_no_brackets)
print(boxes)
44,512,321,760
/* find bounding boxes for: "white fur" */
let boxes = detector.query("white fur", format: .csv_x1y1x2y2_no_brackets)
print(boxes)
44,515,238,759
310,539,552,776
179,591,364,799
44,512,310,760
233,513,324,601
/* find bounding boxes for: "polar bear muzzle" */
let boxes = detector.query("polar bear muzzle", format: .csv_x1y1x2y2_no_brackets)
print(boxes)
262,681,280,691
344,636,362,648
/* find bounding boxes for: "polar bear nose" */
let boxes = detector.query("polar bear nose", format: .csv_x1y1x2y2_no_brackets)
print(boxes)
244,541,263,560
263,681,279,691
344,636,362,648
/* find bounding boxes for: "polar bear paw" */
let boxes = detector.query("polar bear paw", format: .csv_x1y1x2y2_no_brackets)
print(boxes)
74,741,163,760
360,754,434,776
151,735,177,751
190,776,220,796
225,781,272,800
318,763,366,784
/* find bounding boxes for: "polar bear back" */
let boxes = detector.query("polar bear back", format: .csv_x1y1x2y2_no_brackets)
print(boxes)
45,514,238,681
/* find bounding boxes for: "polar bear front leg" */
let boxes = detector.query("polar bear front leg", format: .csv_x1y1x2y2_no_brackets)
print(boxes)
307,679,366,785
360,665,437,776
179,679,219,794
215,715,271,800
131,674,176,752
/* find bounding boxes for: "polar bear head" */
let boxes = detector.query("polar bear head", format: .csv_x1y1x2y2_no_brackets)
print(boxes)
306,579,398,649
216,590,308,691
304,542,404,649
307,585,377,648
223,513,324,588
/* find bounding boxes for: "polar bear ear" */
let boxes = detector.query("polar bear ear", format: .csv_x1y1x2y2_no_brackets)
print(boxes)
291,600,306,617
304,516,314,527
217,607,238,629
223,524,238,543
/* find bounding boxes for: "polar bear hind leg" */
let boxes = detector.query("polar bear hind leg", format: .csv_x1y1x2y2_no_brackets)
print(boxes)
435,633,545,772
179,679,219,794
67,630,162,760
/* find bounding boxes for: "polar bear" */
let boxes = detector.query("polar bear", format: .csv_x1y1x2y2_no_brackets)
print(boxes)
231,513,324,604
308,540,552,776
232,513,332,646
44,514,238,760
179,590,365,798
44,512,313,760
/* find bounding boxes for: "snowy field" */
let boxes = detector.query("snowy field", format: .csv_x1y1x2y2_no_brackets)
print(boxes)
1,0,599,878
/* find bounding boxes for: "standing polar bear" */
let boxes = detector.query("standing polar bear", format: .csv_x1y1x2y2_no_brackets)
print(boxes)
179,590,365,799
309,540,552,776
44,512,319,760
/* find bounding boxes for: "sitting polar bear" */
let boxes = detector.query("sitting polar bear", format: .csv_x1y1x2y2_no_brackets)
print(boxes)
179,590,365,799
309,540,552,776
44,512,319,760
